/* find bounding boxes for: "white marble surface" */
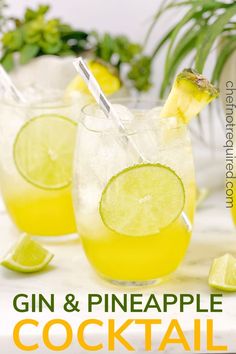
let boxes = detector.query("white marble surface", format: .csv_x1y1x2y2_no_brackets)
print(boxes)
0,190,236,353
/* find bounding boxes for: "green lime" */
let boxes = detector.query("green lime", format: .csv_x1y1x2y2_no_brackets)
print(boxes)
1,234,54,273
14,114,77,190
209,254,236,292
99,163,185,237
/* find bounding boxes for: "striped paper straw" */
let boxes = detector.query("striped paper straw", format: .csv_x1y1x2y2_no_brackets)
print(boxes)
73,57,146,160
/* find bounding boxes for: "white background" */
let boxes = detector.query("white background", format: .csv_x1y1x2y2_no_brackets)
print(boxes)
6,0,162,40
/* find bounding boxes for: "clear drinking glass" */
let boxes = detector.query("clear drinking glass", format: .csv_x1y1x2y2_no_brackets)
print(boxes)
0,90,83,238
73,98,196,285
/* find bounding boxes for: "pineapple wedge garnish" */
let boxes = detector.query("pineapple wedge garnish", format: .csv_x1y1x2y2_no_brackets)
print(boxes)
160,68,219,123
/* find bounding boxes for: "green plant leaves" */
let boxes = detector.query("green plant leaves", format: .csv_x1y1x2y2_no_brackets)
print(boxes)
115,36,142,63
165,6,199,67
146,0,236,97
62,30,89,53
212,36,236,83
62,30,88,41
2,29,23,50
23,17,44,44
195,4,236,72
145,0,229,47
128,56,152,91
96,33,115,62
20,43,40,64
160,25,199,97
151,26,175,59
0,5,88,71
96,33,142,66
40,40,63,54
144,0,199,47
1,52,14,71
25,5,50,22
0,4,150,92
94,32,149,91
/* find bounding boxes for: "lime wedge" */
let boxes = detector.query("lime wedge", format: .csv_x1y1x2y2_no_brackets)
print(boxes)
99,163,185,237
1,234,54,273
14,114,77,190
209,254,236,292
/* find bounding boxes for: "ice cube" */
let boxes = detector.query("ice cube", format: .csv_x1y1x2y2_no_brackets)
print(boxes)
146,106,182,147
112,104,134,122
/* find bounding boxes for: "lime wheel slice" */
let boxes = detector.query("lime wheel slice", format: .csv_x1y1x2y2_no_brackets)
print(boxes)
99,163,185,237
14,114,77,190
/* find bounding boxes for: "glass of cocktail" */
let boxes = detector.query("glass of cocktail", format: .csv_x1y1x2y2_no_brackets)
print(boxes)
73,98,196,285
0,90,82,238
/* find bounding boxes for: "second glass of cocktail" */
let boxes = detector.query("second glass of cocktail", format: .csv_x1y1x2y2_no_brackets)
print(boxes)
0,90,81,238
73,98,196,285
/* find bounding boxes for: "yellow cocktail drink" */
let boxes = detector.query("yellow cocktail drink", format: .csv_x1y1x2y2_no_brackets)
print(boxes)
0,94,79,237
73,68,218,284
74,100,196,284
79,208,195,281
1,184,76,235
